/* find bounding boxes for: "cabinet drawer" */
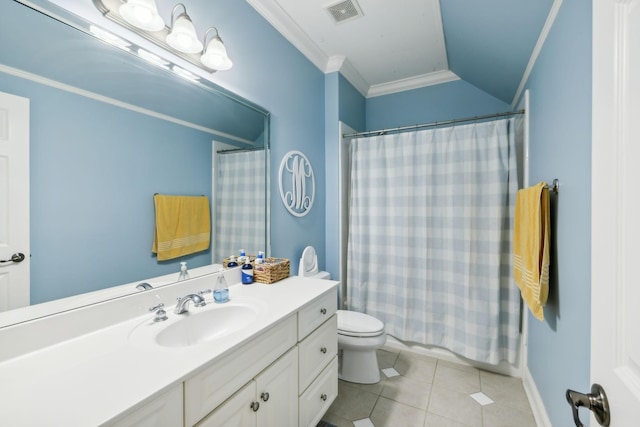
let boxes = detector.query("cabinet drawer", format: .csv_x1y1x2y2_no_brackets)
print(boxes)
185,315,297,427
299,356,338,427
298,314,337,393
298,290,336,340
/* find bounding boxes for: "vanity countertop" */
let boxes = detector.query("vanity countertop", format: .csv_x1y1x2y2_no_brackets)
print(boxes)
0,276,338,426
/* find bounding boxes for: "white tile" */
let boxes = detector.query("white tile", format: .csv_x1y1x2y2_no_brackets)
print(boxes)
382,367,400,378
470,392,494,406
353,418,375,427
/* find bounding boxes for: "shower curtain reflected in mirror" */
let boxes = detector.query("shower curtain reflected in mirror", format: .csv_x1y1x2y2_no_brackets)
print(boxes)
214,149,266,263
346,118,521,365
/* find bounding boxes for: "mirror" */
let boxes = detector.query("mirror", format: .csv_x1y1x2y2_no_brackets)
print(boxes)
0,0,270,327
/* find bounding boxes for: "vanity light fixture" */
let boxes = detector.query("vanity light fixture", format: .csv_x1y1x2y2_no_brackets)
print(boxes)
93,0,233,73
166,4,203,54
200,27,233,71
119,0,165,32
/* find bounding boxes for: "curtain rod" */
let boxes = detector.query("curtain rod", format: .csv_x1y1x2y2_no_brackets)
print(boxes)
343,109,526,139
216,146,265,154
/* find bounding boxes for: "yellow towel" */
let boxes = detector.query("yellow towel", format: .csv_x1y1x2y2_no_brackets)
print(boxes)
513,182,550,321
152,194,211,261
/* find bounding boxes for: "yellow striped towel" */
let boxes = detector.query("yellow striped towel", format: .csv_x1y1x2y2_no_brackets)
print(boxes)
152,194,211,261
513,182,550,321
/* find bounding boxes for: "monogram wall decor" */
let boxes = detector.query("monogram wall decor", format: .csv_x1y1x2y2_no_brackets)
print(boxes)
278,150,315,217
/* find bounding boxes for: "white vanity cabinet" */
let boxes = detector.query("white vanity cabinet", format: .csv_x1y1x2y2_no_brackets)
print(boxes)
0,276,340,427
185,315,297,426
297,290,338,427
187,286,338,427
195,347,299,427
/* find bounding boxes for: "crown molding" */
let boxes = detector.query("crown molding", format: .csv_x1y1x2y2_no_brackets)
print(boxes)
511,0,563,107
246,0,328,72
325,55,370,97
367,70,460,98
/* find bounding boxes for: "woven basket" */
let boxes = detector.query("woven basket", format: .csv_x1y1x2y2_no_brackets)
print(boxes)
221,256,290,284
254,258,290,284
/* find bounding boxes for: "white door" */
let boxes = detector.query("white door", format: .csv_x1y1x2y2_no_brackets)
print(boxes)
590,0,640,425
0,91,30,312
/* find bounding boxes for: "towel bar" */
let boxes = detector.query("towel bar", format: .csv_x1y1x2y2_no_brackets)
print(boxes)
545,179,560,193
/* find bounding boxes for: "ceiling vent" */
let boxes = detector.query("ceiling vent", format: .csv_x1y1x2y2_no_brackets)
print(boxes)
326,0,364,24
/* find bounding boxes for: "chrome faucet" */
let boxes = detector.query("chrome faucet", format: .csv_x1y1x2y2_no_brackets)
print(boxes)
136,282,153,291
174,294,206,314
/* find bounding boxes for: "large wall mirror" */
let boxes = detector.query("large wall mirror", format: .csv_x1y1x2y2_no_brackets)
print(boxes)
0,0,270,327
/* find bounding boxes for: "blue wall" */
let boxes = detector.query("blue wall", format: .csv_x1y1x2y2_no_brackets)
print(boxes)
0,72,213,303
518,0,592,425
366,79,511,130
196,0,327,274
324,73,365,280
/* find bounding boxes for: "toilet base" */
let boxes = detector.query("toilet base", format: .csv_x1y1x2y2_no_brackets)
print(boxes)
338,347,382,384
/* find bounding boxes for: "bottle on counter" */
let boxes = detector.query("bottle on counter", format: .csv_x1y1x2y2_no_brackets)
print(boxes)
178,262,189,281
213,274,229,303
238,249,246,263
241,258,254,284
227,255,239,268
255,251,265,271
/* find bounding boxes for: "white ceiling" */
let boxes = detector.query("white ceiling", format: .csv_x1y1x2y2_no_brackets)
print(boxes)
247,0,459,97
247,0,557,104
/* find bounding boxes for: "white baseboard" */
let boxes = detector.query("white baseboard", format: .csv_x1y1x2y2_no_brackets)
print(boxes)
523,366,552,427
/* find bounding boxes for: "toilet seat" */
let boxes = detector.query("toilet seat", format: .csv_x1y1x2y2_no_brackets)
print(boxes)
337,310,384,338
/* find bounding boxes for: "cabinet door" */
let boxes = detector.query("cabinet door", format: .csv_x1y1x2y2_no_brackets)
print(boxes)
255,347,299,427
196,382,257,427
111,384,183,427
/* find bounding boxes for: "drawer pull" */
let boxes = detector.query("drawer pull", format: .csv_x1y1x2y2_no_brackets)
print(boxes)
320,347,327,354
321,393,328,401
320,308,327,315
260,392,270,402
250,401,260,412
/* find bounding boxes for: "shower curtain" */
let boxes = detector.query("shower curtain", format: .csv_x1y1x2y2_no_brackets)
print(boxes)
346,118,520,364
214,149,266,262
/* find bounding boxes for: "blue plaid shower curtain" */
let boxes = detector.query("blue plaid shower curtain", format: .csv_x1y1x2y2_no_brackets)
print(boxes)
346,118,520,364
214,150,267,262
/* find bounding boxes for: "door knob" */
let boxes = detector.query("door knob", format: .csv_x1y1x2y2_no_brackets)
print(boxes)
566,383,610,426
0,253,25,263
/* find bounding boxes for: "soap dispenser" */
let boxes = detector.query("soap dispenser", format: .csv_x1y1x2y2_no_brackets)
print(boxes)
213,274,229,303
178,262,189,281
227,255,239,268
241,258,254,284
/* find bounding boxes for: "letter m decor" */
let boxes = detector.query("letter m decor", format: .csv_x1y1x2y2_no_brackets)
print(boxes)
278,150,315,217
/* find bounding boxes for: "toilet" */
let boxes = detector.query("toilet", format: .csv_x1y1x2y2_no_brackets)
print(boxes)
298,246,387,384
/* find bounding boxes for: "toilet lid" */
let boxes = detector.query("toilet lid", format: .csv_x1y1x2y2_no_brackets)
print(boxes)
337,310,384,337
299,246,319,277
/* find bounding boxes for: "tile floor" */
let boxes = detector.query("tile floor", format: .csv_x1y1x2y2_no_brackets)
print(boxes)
321,345,537,427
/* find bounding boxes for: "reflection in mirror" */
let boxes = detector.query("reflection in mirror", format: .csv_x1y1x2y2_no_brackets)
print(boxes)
213,144,269,263
0,0,270,327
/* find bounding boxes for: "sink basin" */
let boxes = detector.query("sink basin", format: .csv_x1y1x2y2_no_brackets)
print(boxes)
130,300,260,348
